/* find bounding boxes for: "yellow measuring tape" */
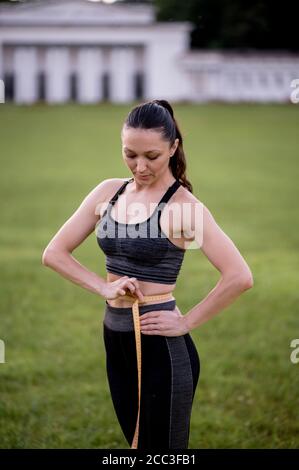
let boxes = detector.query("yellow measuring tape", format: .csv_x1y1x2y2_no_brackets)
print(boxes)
120,291,174,449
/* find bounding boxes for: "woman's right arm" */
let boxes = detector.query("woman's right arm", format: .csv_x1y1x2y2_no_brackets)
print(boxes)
41,179,144,301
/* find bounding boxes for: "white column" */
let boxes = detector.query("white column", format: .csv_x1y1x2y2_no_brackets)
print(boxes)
110,47,136,103
267,67,284,101
206,67,219,101
245,69,255,102
284,70,294,101
45,47,70,103
241,70,252,102
192,70,208,102
251,66,265,102
13,47,38,104
222,68,237,102
144,33,190,101
0,43,3,103
234,68,245,102
77,48,103,103
0,43,3,80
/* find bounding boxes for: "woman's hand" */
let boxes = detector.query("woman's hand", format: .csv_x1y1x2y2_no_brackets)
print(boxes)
140,306,189,337
102,276,145,302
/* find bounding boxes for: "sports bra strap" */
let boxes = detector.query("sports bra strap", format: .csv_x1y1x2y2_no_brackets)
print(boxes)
109,178,133,205
157,180,181,206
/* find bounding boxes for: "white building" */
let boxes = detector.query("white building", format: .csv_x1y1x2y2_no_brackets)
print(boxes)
0,0,298,104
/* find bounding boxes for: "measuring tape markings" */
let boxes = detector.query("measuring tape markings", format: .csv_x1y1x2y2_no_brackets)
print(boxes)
120,292,174,449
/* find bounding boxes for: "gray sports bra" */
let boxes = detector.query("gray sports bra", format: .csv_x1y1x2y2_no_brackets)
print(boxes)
95,177,186,284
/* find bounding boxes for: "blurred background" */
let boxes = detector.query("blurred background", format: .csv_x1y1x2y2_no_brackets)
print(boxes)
0,0,299,103
0,0,298,449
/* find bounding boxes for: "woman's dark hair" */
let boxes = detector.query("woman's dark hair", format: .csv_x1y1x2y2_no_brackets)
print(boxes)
122,99,193,193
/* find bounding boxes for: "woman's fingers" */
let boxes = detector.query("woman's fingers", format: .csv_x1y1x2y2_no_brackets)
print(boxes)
136,287,145,301
130,278,144,301
119,277,144,301
117,277,131,296
122,279,136,295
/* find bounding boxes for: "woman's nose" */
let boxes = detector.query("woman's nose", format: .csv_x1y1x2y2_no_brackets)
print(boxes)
136,162,148,172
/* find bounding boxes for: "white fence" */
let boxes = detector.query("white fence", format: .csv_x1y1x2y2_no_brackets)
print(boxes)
181,51,299,103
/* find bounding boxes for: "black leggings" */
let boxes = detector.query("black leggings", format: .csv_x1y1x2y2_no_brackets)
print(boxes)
102,299,200,449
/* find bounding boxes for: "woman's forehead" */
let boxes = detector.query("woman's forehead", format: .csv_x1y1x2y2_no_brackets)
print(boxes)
121,128,166,149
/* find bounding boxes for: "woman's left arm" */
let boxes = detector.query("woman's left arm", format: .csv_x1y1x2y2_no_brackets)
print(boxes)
183,203,254,332
140,201,253,337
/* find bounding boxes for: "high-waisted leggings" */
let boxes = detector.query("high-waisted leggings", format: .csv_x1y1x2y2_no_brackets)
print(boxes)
102,298,200,449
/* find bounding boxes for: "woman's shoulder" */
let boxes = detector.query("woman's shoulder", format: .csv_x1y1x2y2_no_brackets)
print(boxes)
175,182,204,207
173,183,205,227
95,177,130,194
93,177,131,217
156,182,205,248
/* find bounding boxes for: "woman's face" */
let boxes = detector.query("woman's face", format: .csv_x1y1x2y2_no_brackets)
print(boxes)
121,127,179,184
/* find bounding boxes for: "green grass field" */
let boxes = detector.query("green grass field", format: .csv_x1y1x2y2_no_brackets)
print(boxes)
0,103,298,448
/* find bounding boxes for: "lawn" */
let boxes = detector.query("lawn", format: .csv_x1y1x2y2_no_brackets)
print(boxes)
0,102,298,448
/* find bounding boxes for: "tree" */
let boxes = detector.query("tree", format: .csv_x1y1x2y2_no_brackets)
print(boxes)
121,0,299,51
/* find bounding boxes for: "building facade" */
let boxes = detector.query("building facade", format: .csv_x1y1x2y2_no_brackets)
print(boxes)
0,0,298,104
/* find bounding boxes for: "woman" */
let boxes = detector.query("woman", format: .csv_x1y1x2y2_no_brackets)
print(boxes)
42,99,253,450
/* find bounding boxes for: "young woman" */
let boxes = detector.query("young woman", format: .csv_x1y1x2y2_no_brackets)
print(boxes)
42,99,253,450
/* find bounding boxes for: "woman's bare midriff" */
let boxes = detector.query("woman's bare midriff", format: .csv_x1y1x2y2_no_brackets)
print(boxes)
106,272,176,307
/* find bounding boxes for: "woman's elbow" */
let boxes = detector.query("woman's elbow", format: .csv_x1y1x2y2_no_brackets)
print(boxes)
239,270,254,291
224,269,254,291
41,248,52,266
41,247,60,267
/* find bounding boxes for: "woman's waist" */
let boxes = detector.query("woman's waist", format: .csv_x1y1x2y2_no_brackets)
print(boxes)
106,292,175,308
104,297,176,331
106,273,176,308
